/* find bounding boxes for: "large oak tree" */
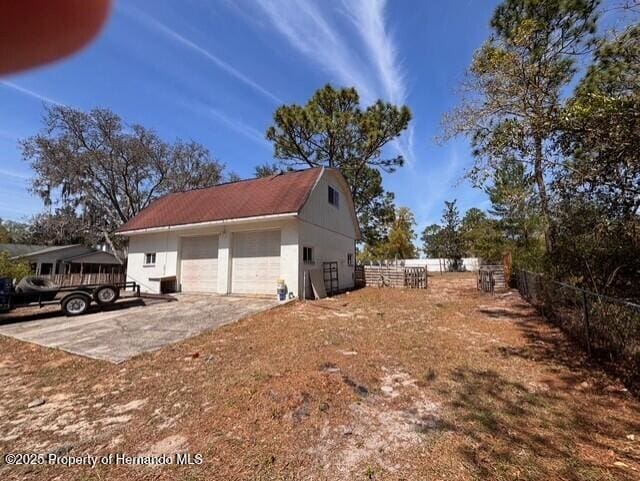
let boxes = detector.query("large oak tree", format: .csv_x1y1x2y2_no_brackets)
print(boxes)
22,106,226,258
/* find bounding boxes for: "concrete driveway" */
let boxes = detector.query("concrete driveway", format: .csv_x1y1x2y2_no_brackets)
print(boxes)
0,294,279,363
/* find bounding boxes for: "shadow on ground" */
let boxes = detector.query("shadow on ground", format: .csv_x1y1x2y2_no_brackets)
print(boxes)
0,297,153,326
489,300,640,396
441,364,640,480
442,299,640,480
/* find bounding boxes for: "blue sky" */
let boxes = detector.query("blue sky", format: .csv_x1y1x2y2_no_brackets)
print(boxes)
0,0,503,233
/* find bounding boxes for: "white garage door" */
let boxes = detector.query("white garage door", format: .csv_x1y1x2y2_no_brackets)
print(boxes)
180,235,218,293
232,230,281,294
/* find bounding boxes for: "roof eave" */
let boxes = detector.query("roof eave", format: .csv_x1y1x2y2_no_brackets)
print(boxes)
11,244,84,259
116,212,299,236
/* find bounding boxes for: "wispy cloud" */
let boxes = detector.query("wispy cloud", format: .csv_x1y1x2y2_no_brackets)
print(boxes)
0,168,30,180
179,99,270,147
346,0,406,105
251,0,414,162
347,0,414,164
0,129,19,142
412,142,464,227
394,124,415,167
254,0,376,103
0,81,64,106
119,5,283,105
205,108,270,147
0,200,36,216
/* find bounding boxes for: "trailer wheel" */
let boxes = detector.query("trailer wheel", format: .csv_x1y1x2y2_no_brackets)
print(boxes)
94,285,119,305
61,293,91,316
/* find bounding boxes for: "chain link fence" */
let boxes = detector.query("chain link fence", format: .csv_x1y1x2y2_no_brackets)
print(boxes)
517,270,640,392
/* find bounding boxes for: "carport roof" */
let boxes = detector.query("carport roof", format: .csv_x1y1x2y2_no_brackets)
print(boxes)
116,167,324,233
0,243,47,257
11,244,87,259
61,250,122,265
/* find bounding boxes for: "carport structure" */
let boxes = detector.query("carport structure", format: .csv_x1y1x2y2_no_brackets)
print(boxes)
11,244,122,277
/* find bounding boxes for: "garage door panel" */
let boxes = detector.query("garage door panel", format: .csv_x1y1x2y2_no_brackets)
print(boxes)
181,236,218,292
232,230,281,294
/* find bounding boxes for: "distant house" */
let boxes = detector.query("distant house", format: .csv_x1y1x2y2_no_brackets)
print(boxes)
117,167,361,297
0,243,47,258
7,244,123,276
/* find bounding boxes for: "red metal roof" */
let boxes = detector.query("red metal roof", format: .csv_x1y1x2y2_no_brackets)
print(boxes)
117,168,323,233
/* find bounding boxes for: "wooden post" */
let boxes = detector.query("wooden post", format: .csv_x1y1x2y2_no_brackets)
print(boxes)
503,251,512,287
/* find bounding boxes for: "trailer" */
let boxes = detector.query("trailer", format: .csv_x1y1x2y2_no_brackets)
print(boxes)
0,276,140,317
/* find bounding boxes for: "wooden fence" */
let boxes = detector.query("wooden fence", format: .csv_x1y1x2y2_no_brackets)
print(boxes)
477,269,495,294
37,272,126,287
477,265,506,293
403,267,428,289
356,265,427,289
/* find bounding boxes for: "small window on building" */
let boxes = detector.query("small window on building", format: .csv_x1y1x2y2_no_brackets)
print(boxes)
144,253,156,266
303,246,314,264
328,185,340,207
347,253,353,266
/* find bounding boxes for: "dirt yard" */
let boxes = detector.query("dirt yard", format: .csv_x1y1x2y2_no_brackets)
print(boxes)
1,273,639,480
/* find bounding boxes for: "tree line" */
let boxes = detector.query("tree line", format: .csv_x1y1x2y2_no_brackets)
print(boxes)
364,0,639,300
2,0,637,300
444,0,639,300
349,0,638,302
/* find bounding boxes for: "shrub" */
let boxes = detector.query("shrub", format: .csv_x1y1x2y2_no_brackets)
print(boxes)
0,252,31,281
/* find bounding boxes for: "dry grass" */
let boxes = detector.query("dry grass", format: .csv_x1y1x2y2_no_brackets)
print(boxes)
1,273,639,480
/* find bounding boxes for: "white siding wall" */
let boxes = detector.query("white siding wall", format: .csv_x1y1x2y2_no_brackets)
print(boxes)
280,221,299,297
298,222,355,295
127,232,180,293
298,171,358,239
217,232,231,294
297,170,358,294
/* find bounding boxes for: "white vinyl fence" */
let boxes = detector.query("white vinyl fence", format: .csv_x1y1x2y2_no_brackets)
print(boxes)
363,258,480,272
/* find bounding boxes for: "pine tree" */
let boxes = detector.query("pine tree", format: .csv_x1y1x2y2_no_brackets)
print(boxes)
440,200,464,268
266,84,411,246
443,0,600,253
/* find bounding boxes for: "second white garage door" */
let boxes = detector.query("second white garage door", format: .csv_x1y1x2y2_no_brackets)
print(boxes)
180,235,218,293
232,230,281,294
